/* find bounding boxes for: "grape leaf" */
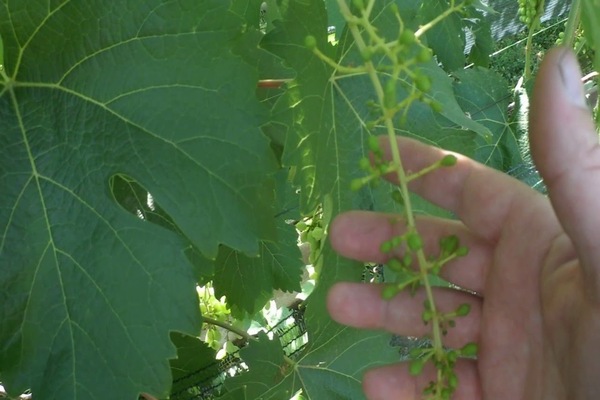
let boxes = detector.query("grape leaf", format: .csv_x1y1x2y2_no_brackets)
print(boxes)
213,218,303,317
169,333,220,392
0,0,279,398
451,67,523,171
420,0,466,72
221,332,293,400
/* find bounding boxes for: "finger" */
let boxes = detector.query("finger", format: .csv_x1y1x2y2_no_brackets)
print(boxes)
327,283,482,348
362,360,481,400
376,136,556,243
529,47,600,293
330,211,491,293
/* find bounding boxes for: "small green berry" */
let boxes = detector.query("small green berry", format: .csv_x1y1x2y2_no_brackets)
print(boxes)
304,35,317,50
460,342,478,357
448,372,459,389
359,157,371,170
409,358,425,376
368,135,380,152
416,47,432,63
352,0,365,10
456,246,469,257
387,258,403,271
406,233,423,251
440,235,459,254
455,303,471,317
422,309,433,323
384,78,397,109
403,254,412,267
380,240,393,253
415,74,431,93
390,235,403,247
440,154,457,167
296,221,307,232
429,100,443,113
381,284,400,300
389,3,399,15
350,178,364,191
399,29,416,45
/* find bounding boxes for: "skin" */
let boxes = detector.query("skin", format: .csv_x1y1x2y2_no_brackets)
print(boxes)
326,47,600,399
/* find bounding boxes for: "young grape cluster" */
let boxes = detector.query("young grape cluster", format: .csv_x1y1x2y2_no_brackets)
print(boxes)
518,0,540,27
307,1,479,398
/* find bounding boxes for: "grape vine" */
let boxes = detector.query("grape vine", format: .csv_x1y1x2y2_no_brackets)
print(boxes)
307,1,481,398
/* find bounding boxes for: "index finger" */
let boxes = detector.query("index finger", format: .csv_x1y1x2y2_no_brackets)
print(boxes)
378,135,557,243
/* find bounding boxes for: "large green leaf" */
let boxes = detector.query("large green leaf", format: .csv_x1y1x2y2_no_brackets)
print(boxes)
0,1,279,398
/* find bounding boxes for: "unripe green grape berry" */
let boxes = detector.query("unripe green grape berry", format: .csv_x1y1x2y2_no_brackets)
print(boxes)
455,303,471,317
399,29,416,45
368,135,380,152
380,240,393,253
350,178,364,191
304,35,317,50
359,157,371,171
352,0,365,10
421,309,433,323
440,154,457,167
456,246,469,256
409,358,425,376
428,100,443,113
447,350,458,363
403,254,412,266
381,284,400,299
415,74,432,93
406,233,423,251
384,78,397,109
389,3,399,15
440,235,459,254
387,258,403,271
448,373,459,389
460,342,478,357
416,47,432,63
390,235,403,247
366,120,377,130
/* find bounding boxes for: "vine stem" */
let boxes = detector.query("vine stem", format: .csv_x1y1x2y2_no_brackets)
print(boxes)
523,0,546,80
202,316,257,343
562,0,581,49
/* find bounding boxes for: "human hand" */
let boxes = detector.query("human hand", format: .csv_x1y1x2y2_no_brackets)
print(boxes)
327,48,600,399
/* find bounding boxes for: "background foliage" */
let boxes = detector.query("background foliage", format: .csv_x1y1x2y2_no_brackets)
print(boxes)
0,0,596,399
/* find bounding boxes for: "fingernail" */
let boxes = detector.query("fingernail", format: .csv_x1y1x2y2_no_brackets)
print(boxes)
557,48,587,109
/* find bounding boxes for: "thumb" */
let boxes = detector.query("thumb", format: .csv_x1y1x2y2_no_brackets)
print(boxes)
530,47,600,288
